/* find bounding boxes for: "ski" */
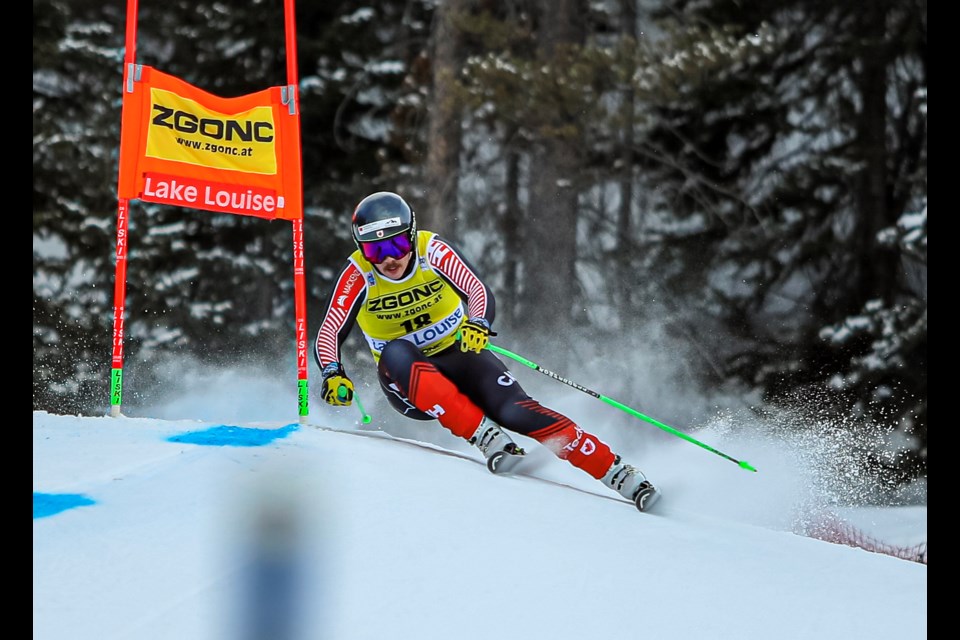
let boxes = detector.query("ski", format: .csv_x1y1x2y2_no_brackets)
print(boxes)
633,482,661,513
486,443,526,475
306,422,654,512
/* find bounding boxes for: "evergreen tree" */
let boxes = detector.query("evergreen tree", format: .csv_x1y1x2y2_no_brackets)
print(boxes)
639,0,927,481
34,0,128,413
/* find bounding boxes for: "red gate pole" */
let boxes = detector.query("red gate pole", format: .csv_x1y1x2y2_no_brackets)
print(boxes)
284,0,310,422
109,0,141,417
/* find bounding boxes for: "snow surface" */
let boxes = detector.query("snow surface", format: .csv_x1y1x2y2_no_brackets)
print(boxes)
34,397,926,640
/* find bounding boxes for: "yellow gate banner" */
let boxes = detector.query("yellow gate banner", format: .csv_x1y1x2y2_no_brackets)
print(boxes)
117,65,302,220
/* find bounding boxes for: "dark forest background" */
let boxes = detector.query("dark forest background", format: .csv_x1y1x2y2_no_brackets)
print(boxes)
34,0,926,489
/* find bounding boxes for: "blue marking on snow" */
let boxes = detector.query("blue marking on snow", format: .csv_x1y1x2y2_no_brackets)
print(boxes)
34,425,299,520
166,423,299,447
34,492,96,519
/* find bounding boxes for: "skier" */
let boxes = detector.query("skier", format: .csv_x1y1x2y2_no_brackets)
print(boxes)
313,191,659,511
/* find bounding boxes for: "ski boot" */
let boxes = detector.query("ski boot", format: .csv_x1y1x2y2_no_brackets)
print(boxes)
603,456,660,512
471,418,526,474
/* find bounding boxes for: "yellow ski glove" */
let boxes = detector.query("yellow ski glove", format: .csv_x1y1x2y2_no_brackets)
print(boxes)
459,318,497,354
321,362,354,406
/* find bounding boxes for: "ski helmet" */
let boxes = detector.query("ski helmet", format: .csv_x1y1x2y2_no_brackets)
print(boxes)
351,191,417,250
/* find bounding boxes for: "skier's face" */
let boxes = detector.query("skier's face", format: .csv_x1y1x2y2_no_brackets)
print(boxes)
375,251,413,280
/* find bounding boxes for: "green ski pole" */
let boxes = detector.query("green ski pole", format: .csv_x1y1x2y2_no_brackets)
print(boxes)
486,342,757,472
339,384,371,424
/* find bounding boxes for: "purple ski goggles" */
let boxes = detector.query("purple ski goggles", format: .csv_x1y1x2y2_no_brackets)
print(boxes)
360,233,414,263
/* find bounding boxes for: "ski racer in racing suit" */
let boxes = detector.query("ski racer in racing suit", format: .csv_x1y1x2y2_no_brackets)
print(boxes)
313,191,658,510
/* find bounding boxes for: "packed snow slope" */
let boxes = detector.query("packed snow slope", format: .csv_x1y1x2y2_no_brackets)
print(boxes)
33,410,926,640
